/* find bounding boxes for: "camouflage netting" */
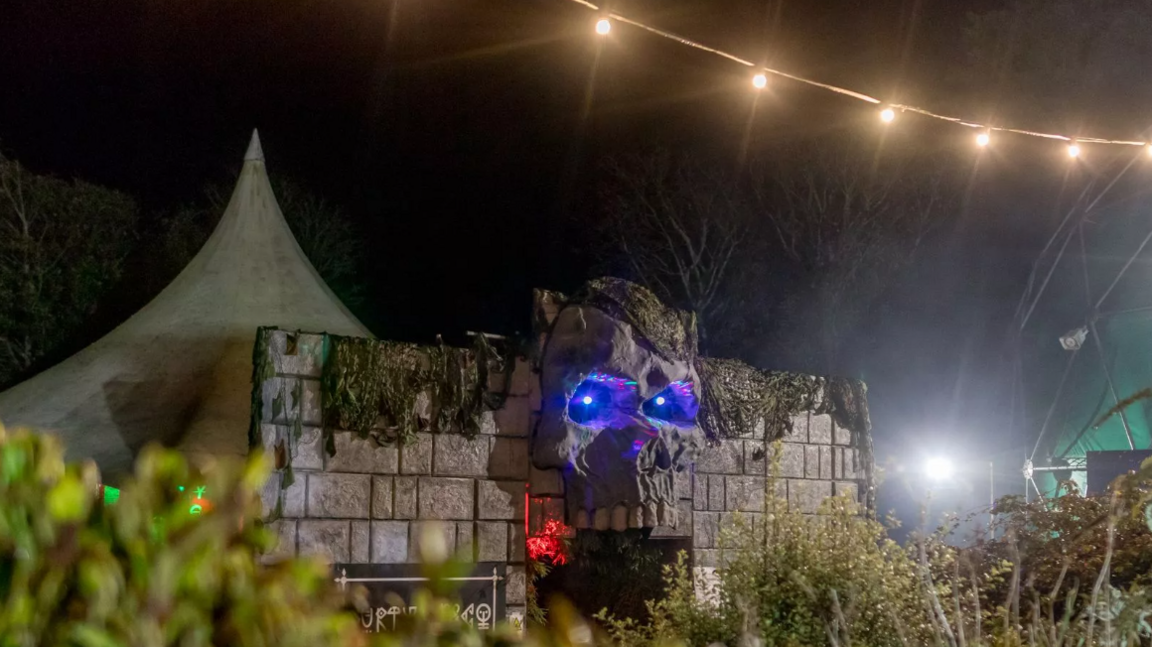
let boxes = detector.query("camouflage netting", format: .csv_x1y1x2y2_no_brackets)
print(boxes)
570,277,698,363
249,327,512,469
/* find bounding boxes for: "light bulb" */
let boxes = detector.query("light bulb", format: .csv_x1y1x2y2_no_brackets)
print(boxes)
880,108,896,123
1068,143,1081,158
595,18,611,35
582,396,593,405
976,132,990,147
752,73,767,89
655,396,666,406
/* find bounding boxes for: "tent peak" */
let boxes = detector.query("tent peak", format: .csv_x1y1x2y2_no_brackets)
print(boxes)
244,130,264,162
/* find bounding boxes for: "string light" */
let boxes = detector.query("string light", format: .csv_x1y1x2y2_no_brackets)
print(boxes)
752,73,767,89
1068,143,1081,158
976,131,990,147
558,0,1151,154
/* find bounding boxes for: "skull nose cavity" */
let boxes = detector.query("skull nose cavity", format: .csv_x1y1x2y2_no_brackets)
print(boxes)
636,438,672,471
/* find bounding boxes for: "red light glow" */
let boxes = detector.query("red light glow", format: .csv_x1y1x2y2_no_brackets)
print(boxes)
527,519,570,565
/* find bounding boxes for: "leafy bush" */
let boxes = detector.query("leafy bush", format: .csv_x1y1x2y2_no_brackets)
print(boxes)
0,425,537,647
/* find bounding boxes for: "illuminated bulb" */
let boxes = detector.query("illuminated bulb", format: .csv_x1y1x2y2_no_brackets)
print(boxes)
976,132,990,147
752,73,767,89
582,396,593,405
1068,143,1081,158
880,108,896,123
655,396,666,406
595,18,611,35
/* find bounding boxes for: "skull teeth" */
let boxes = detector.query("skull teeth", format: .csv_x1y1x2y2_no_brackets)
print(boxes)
574,500,678,531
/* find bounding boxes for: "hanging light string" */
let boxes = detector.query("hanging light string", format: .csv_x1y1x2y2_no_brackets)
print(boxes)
566,0,1151,149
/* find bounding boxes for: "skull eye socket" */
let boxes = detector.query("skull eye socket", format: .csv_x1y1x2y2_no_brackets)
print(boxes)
642,381,698,425
567,373,638,428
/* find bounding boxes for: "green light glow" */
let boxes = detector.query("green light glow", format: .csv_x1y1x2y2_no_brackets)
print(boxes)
103,485,120,506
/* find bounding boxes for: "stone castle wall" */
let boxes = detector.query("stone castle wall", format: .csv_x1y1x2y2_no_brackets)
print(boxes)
252,327,872,611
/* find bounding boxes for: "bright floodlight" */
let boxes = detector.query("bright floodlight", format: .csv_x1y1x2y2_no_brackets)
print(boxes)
752,73,767,89
880,108,896,123
582,396,593,405
1068,143,1081,158
1146,143,1152,157
976,132,990,147
925,457,954,481
595,18,611,35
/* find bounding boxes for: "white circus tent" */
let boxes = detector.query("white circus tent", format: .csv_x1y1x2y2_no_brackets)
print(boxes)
0,131,370,478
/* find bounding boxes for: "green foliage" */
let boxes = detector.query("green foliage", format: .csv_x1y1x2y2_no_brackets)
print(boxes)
0,424,363,646
600,495,929,647
0,153,138,387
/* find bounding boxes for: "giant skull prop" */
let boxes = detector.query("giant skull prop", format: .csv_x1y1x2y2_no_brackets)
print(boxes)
533,279,704,531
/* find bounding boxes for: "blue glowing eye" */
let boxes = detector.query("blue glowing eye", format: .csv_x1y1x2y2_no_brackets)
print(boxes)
582,396,593,405
642,382,698,424
567,373,638,426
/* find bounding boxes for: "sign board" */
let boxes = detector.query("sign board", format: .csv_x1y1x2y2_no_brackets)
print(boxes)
334,563,507,633
1087,450,1152,496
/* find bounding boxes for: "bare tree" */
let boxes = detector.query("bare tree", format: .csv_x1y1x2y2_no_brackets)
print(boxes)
0,152,138,386
598,152,749,348
751,136,955,372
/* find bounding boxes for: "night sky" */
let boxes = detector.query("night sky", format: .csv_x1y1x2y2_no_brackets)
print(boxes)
3,0,1114,528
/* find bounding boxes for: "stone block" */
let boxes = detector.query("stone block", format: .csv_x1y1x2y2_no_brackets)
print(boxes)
493,397,531,437
774,443,805,479
842,448,862,479
694,567,720,606
456,522,475,561
298,520,350,563
394,477,417,519
299,379,323,426
693,470,707,510
696,440,743,475
372,476,393,519
433,434,490,477
650,499,693,537
268,330,325,377
725,476,766,512
351,521,370,563
695,549,720,568
400,433,433,474
507,607,527,635
371,521,409,563
307,473,371,518
260,472,281,519
528,497,564,535
329,432,398,474
529,466,564,496
488,437,529,480
410,521,456,562
268,519,296,559
720,511,763,540
786,412,809,442
261,377,298,424
809,414,833,444
506,569,527,605
833,421,852,446
693,511,719,548
675,471,693,500
509,523,526,562
789,479,832,514
804,446,820,479
819,446,834,480
707,475,725,511
478,480,524,520
835,481,860,502
479,411,497,435
417,477,475,520
293,426,324,470
743,441,766,475
508,359,534,396
283,474,306,517
476,521,508,562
